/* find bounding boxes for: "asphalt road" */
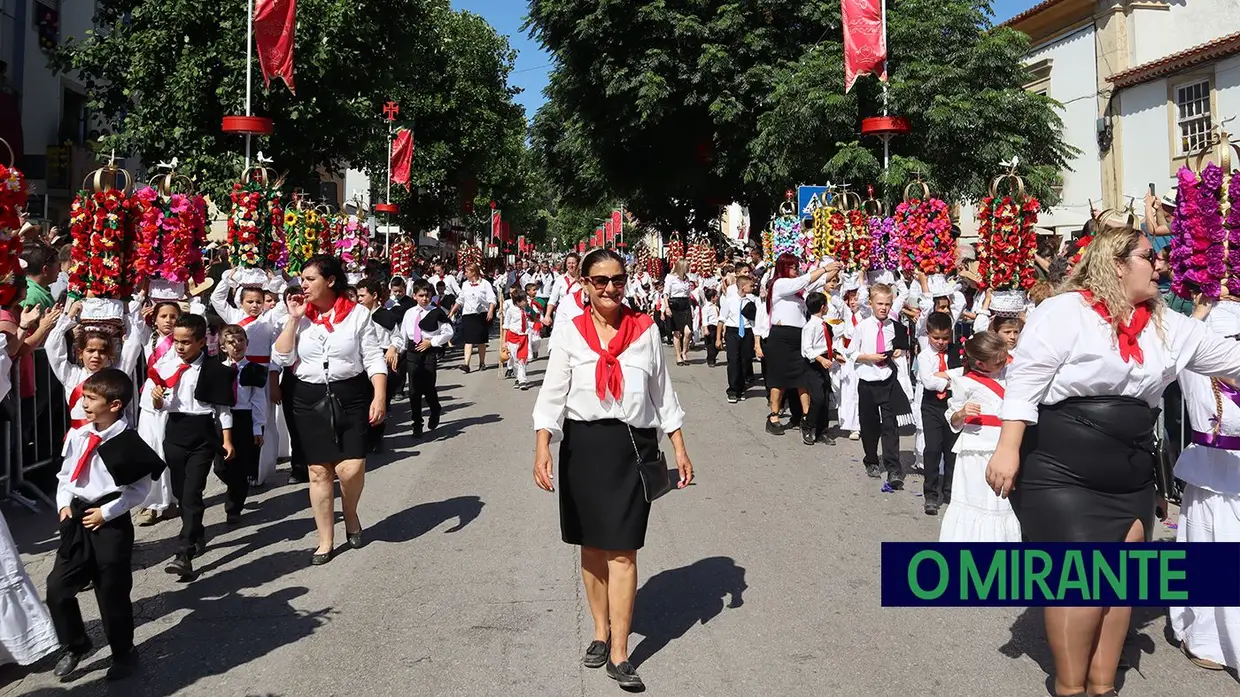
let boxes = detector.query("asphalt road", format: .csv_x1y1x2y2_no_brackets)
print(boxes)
2,342,1236,696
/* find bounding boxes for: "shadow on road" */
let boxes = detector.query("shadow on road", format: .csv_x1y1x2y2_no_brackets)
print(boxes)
629,556,747,669
999,606,1169,695
369,495,485,541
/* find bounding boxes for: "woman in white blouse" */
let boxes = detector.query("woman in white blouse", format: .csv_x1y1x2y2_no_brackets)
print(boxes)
532,249,694,691
663,258,694,365
986,227,1240,697
273,255,388,566
762,253,839,435
450,263,497,373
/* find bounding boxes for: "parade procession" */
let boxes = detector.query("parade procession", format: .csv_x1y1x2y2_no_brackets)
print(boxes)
0,0,1239,695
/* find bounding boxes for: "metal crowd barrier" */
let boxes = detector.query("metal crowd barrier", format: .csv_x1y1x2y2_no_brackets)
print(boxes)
5,348,71,511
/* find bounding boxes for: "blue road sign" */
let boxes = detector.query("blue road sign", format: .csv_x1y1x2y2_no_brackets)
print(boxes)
797,186,831,219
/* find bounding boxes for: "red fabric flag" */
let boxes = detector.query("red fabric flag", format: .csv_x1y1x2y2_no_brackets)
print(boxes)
254,0,298,94
491,209,502,241
604,220,613,245
842,0,886,93
390,129,413,192
595,228,604,248
501,221,511,243
518,235,526,253
577,240,586,254
611,210,622,238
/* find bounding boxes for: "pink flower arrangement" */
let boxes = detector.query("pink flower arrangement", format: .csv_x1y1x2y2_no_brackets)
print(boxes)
334,216,370,273
894,197,955,275
126,187,207,289
1171,164,1226,300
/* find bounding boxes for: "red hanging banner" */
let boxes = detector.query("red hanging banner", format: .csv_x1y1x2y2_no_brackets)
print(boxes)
604,220,613,245
491,209,502,241
501,220,511,243
842,0,886,93
254,0,298,94
577,240,586,254
390,129,413,191
611,210,622,238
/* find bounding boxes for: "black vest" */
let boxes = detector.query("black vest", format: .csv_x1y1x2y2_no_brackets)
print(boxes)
97,428,167,484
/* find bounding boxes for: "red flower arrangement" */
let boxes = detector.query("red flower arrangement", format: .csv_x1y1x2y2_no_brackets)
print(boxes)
227,177,285,270
845,209,870,272
829,210,852,269
0,160,27,306
977,194,1041,291
390,236,414,279
68,188,134,298
894,197,955,275
667,236,685,267
458,243,482,271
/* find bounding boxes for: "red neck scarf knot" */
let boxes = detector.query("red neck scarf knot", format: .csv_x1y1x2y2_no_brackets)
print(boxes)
1078,290,1150,364
572,306,654,404
305,296,356,333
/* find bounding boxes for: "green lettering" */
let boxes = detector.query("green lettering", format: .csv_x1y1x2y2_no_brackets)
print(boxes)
1023,550,1055,600
1159,549,1188,601
962,550,1005,600
908,551,949,600
1129,550,1159,600
1058,550,1090,601
1092,550,1126,600
1010,545,1019,600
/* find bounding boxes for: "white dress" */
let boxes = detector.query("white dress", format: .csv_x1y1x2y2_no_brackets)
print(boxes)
137,333,177,512
1170,370,1240,669
0,511,58,666
939,369,1022,542
832,306,866,432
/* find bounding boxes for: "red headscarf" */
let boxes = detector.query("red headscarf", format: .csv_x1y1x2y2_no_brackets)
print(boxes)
572,306,655,403
1078,290,1151,364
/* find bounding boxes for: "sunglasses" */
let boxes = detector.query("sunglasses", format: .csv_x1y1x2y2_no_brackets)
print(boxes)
587,274,628,290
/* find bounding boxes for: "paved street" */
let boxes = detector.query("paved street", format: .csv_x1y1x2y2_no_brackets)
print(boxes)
1,342,1236,697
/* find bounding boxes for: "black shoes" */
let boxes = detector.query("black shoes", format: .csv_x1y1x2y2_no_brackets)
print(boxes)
164,554,194,579
765,416,785,436
412,424,424,439
924,500,940,516
106,651,139,681
428,410,441,431
311,550,332,566
801,428,816,446
225,511,241,526
888,476,905,491
864,463,882,478
346,529,363,549
582,640,608,669
53,644,90,680
606,660,645,691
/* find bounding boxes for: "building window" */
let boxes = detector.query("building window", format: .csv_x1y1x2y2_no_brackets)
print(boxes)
1175,78,1212,156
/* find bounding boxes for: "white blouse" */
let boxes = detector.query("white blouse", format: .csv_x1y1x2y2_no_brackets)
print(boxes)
1175,370,1240,495
947,368,1007,453
664,274,691,299
1001,292,1240,424
457,279,497,316
532,319,685,443
769,273,815,328
271,302,387,385
548,274,586,325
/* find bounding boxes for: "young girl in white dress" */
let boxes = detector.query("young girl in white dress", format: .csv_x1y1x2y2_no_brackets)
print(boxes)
0,331,58,666
135,301,181,525
939,331,1022,542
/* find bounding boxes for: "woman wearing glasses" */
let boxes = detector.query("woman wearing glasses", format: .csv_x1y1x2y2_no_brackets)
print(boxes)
532,248,694,691
986,226,1240,697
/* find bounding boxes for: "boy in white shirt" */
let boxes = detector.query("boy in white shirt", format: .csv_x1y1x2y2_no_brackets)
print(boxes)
701,287,720,367
800,292,836,446
503,288,531,389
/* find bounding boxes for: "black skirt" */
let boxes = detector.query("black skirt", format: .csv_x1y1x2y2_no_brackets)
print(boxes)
1011,396,1157,542
559,419,657,551
668,297,693,334
290,372,373,462
764,325,807,390
459,312,489,345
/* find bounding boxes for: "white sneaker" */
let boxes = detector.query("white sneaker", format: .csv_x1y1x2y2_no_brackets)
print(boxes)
848,431,860,441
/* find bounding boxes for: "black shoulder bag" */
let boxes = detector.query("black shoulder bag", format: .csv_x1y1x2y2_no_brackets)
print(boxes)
628,424,672,503
311,360,345,446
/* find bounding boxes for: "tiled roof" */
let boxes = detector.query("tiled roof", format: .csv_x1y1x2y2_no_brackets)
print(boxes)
999,0,1071,28
1108,31,1240,88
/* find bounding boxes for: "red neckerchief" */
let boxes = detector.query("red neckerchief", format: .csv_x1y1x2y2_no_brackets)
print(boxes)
71,432,104,483
305,296,357,333
572,306,655,403
148,362,193,390
821,320,833,358
936,352,948,400
1078,290,1150,364
239,314,260,328
147,334,173,371
565,276,585,310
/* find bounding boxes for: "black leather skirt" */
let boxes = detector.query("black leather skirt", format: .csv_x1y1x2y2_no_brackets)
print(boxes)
1010,396,1157,543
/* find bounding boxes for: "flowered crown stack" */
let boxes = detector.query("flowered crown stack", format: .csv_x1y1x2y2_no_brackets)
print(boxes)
764,195,810,264
390,234,414,279
831,192,870,273
227,163,285,287
335,207,371,281
666,234,685,267
864,192,901,278
688,239,715,276
1170,129,1239,300
976,163,1039,296
128,164,208,301
0,139,26,307
894,180,955,277
281,195,323,276
68,160,138,319
458,242,482,271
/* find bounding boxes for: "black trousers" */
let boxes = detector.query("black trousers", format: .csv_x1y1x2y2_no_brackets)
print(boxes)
858,375,902,475
705,325,719,366
724,327,753,398
215,409,255,516
805,360,831,436
46,496,134,658
921,391,958,503
164,413,218,558
408,350,441,427
282,371,308,480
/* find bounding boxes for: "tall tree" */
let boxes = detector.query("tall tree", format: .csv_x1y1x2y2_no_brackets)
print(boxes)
527,0,1075,234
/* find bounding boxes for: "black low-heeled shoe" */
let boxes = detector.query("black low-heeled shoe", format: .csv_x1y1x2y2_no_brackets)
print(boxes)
310,550,332,566
346,529,363,549
582,639,608,668
606,660,645,691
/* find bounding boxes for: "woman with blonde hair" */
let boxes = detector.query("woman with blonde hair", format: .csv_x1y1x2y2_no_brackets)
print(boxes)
662,258,694,365
986,226,1240,697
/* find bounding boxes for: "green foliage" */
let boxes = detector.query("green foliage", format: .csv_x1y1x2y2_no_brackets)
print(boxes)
54,0,543,238
527,0,1076,234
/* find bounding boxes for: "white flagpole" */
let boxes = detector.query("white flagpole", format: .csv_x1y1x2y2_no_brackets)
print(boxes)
881,0,890,174
245,0,254,171
385,120,393,257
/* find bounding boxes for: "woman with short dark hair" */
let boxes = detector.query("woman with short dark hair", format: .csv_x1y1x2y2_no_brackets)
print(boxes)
450,263,496,373
273,255,387,566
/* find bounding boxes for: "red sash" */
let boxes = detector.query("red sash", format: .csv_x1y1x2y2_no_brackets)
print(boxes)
67,380,89,432
239,314,260,328
966,372,1005,400
505,312,530,361
147,334,173,372
964,414,1003,427
962,372,1004,427
246,355,270,365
